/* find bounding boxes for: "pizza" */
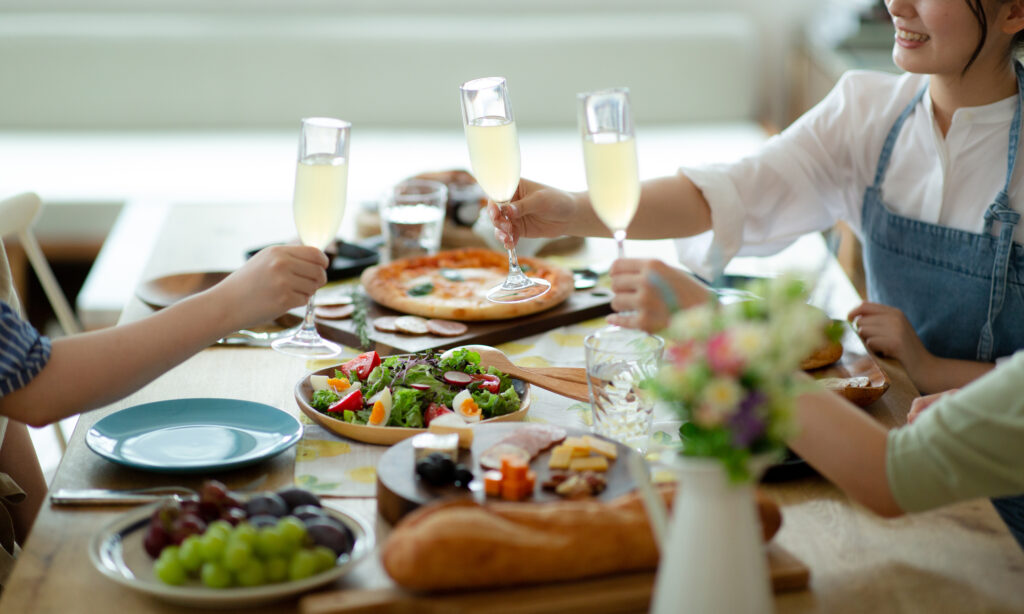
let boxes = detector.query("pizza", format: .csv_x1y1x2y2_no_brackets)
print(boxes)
360,248,574,321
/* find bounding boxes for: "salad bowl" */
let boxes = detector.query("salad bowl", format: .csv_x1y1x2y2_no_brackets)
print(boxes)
293,352,530,446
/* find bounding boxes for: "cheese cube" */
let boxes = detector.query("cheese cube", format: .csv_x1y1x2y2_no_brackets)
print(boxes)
569,455,609,472
562,436,590,452
582,435,619,460
428,418,474,449
548,446,573,470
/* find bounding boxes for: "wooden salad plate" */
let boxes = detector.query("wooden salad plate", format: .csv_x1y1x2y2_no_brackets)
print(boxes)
293,366,530,446
375,423,639,524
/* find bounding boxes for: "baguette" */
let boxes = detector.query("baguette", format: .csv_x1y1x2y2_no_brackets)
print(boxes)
381,486,782,592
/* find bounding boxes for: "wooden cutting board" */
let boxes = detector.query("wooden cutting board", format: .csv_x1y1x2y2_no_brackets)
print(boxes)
283,288,613,354
300,545,810,614
375,423,638,524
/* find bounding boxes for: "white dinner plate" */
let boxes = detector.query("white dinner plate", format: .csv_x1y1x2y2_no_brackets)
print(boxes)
89,502,374,608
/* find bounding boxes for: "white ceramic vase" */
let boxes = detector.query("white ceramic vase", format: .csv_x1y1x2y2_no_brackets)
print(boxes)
650,456,774,614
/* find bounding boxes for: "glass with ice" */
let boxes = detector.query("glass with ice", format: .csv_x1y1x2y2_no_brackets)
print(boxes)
584,326,664,452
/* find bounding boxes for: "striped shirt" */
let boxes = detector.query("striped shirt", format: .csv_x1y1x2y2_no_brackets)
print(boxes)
0,301,51,397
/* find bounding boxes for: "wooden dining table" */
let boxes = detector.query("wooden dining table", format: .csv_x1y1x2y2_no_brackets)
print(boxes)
3,201,1024,614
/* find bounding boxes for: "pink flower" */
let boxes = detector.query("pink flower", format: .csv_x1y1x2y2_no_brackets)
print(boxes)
706,332,745,376
666,340,699,368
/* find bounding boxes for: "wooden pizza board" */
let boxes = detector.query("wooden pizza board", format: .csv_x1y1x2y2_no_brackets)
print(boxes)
284,288,613,354
300,545,809,614
376,423,636,525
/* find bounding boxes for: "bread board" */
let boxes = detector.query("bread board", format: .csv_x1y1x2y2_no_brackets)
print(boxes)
283,288,613,354
300,544,810,614
376,423,637,524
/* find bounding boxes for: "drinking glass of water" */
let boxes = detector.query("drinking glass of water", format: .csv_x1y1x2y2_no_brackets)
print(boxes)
271,117,350,358
380,179,448,262
585,326,664,452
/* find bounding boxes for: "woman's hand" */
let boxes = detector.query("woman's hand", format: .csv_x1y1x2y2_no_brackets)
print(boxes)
606,259,711,333
907,390,956,424
209,244,329,330
848,301,932,364
488,179,589,249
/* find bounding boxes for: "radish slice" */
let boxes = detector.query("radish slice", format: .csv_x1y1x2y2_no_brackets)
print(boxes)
409,383,431,391
443,371,473,386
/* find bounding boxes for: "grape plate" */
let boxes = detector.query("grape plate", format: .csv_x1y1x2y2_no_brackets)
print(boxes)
89,498,373,608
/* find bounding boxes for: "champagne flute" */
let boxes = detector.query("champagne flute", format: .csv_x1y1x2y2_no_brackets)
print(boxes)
460,76,550,303
578,88,640,259
272,117,350,358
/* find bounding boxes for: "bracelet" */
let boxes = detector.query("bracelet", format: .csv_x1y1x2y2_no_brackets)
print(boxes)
647,271,681,314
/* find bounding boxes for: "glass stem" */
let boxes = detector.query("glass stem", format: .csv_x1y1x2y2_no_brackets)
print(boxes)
499,201,529,286
297,296,319,339
614,229,627,260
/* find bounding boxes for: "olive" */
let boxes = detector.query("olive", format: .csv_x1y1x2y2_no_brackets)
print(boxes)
453,465,474,489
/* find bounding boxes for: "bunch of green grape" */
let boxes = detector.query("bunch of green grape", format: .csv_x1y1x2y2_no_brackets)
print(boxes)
152,515,338,588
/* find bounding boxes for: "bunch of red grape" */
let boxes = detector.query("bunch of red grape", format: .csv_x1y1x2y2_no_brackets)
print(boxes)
144,480,355,588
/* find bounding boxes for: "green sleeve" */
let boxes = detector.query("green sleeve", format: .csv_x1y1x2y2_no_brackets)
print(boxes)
886,351,1024,513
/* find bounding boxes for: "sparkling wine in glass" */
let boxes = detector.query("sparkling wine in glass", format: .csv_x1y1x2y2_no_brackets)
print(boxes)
272,117,350,358
460,76,550,303
579,88,640,259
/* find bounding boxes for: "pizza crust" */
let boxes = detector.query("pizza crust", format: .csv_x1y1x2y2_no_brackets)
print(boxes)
361,248,574,321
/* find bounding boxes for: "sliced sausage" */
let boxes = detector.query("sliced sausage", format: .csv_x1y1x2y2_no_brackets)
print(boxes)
426,319,469,337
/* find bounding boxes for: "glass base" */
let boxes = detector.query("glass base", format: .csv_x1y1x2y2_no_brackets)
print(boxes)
271,333,342,358
486,277,552,304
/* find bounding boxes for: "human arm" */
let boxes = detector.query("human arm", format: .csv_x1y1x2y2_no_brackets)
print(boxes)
604,259,712,332
0,245,328,427
788,387,904,517
848,302,994,393
490,174,712,248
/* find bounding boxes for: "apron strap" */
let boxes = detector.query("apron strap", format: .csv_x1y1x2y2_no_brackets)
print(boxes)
872,86,928,188
977,61,1024,361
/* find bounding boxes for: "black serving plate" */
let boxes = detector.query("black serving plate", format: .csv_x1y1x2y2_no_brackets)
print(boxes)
247,238,380,281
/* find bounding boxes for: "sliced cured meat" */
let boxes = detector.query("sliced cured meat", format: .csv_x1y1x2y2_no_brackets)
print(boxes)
499,424,567,458
317,295,353,307
478,425,567,471
373,316,399,333
395,315,429,335
426,319,469,337
315,304,355,320
479,443,530,471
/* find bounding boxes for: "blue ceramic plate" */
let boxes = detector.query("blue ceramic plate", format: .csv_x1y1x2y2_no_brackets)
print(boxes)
86,398,303,473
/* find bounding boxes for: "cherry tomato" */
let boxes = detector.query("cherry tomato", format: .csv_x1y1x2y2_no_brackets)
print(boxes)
340,351,381,381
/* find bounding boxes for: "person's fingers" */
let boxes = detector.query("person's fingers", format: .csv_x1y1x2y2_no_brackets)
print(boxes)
610,258,653,276
847,301,889,322
610,272,647,293
862,336,896,357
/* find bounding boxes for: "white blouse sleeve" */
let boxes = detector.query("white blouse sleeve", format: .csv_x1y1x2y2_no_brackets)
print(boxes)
675,71,883,279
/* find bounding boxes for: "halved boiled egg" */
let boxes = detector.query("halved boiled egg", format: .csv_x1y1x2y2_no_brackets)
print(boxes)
452,389,482,423
309,375,330,392
367,387,393,427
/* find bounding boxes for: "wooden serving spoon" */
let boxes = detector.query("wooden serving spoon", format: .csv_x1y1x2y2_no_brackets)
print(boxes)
460,345,591,403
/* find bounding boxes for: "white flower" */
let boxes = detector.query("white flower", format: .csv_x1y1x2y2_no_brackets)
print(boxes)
668,303,715,341
729,322,767,360
701,377,743,414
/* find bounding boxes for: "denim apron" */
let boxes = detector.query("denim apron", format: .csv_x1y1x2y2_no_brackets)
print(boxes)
861,62,1024,548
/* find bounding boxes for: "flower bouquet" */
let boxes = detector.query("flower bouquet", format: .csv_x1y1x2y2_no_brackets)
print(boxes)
649,276,840,481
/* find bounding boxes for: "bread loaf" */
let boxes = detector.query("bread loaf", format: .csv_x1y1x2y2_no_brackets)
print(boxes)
381,486,782,592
